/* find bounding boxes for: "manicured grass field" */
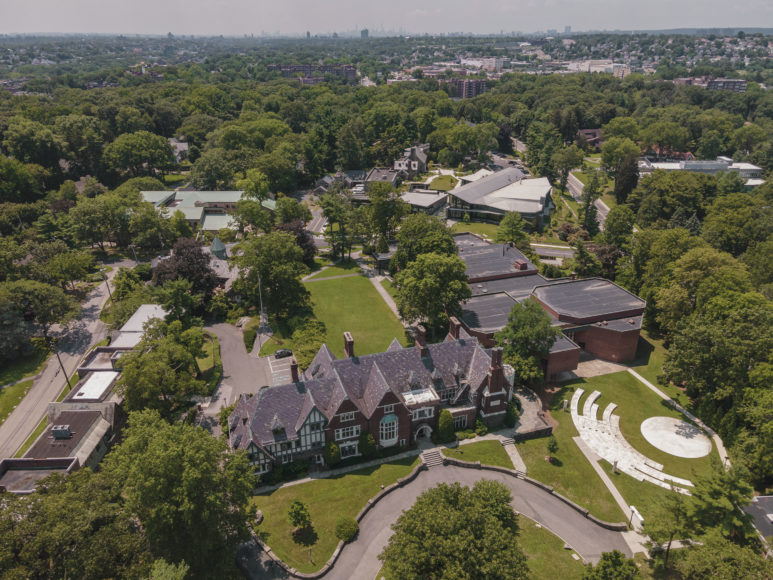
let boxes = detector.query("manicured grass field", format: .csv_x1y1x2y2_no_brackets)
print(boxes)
442,440,514,469
0,379,34,428
196,333,222,394
429,174,458,191
306,258,361,279
629,330,690,409
571,372,717,482
516,385,626,523
0,345,49,387
451,221,499,238
253,456,420,573
520,517,586,579
380,278,398,299
306,275,408,357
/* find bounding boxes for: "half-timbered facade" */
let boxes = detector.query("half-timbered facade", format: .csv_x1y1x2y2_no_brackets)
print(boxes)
228,318,512,474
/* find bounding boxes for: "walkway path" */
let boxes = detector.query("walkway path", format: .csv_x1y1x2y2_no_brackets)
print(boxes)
303,272,361,283
368,274,401,320
0,259,133,458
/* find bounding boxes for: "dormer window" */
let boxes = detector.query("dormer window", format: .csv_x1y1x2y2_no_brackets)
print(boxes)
340,412,355,422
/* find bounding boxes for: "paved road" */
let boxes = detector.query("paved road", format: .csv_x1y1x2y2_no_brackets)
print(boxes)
206,323,270,405
239,463,631,579
0,259,133,458
595,198,610,231
530,244,576,259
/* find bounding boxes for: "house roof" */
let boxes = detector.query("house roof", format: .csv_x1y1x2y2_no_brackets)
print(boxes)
25,411,104,460
531,278,645,323
449,167,525,203
120,304,168,333
458,241,538,280
469,273,548,298
458,168,494,184
400,191,447,208
200,213,236,231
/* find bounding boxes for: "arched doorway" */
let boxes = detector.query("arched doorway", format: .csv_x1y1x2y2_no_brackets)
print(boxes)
414,424,432,441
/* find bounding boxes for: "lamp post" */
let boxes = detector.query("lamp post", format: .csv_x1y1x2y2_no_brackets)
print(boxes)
100,267,113,301
256,272,265,352
47,336,71,390
128,244,138,262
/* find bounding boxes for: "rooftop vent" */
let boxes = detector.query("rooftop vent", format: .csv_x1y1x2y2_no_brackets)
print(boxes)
51,425,72,439
514,259,528,271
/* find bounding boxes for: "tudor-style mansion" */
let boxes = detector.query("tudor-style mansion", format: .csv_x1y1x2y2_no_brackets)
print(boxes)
228,319,511,474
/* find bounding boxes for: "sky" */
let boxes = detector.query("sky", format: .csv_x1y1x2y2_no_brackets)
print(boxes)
1,0,772,36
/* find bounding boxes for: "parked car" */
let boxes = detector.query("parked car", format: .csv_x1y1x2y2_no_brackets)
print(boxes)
274,349,293,359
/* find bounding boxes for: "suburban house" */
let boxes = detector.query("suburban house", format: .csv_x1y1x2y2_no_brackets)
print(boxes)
141,190,276,232
0,305,167,494
365,167,405,191
313,169,367,195
394,144,429,177
168,137,189,162
577,128,603,149
455,233,645,378
228,324,512,474
446,167,554,228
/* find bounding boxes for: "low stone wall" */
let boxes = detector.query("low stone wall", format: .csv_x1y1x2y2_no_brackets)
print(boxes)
443,457,628,532
254,462,428,579
512,426,553,442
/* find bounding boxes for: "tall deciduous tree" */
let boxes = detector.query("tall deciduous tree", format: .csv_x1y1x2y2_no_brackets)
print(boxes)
379,481,528,580
494,300,560,383
390,213,455,271
153,237,219,300
394,253,471,335
103,131,174,178
552,145,584,192
102,409,254,576
495,211,531,251
613,154,639,204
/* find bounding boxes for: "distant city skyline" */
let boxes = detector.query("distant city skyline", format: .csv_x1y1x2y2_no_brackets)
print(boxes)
1,0,772,36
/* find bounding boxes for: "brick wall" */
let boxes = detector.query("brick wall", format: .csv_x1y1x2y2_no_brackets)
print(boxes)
573,326,640,362
545,347,581,379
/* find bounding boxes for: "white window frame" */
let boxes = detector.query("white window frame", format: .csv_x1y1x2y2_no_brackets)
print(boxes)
339,412,355,422
412,407,434,421
335,425,361,441
453,416,467,430
379,414,398,447
383,404,394,413
340,441,359,458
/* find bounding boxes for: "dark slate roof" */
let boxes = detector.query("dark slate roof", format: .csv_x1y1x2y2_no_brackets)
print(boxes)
532,278,645,323
25,411,102,459
448,167,525,204
469,273,548,298
461,292,518,333
458,242,538,280
387,338,403,352
249,383,310,446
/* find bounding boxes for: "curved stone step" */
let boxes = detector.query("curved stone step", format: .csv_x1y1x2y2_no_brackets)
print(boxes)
601,403,617,423
582,390,601,418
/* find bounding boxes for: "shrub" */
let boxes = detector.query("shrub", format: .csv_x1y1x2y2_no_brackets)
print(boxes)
324,441,341,466
463,212,471,224
456,429,477,440
474,417,488,436
243,328,257,351
134,262,152,281
287,500,311,529
504,399,519,428
435,409,455,443
547,435,559,455
359,431,377,459
334,517,359,542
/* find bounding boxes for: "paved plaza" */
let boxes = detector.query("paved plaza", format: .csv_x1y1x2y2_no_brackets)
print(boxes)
640,416,712,459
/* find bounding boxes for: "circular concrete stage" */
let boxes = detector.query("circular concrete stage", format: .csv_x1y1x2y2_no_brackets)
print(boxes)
640,417,712,459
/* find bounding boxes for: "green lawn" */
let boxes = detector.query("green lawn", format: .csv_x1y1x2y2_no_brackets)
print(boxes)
306,259,361,280
305,275,408,357
0,345,49,387
380,278,398,299
196,333,222,394
520,517,586,579
15,415,47,457
629,331,690,409
516,385,626,523
429,174,458,191
442,440,514,469
451,222,499,238
570,372,718,483
253,456,420,573
0,379,34,428
163,173,188,185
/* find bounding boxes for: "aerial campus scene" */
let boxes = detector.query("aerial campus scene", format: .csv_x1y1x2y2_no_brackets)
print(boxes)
0,1,772,578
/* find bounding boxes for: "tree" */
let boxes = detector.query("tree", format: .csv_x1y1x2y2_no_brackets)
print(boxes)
324,441,341,466
613,154,639,204
571,241,603,278
702,193,772,257
287,500,312,530
153,237,219,301
148,559,190,580
277,219,317,267
582,550,639,580
129,203,173,250
237,168,271,202
676,534,773,580
390,213,456,271
644,486,690,567
604,205,635,248
0,470,151,579
495,211,531,251
494,300,560,383
54,114,105,176
233,231,309,318
601,137,639,175
320,187,355,261
0,156,43,203
102,410,253,576
190,148,234,190
546,435,559,456
394,253,471,335
581,172,602,236
2,116,64,169
368,182,408,246
436,409,455,443
687,465,754,542
379,481,528,580
44,250,95,291
359,431,377,458
117,320,207,416
275,194,312,225
641,121,690,156
152,278,203,325
730,123,766,155
552,145,584,192
103,131,174,178
602,117,640,141
0,279,78,339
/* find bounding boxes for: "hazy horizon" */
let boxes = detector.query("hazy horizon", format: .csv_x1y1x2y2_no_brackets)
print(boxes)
2,0,772,37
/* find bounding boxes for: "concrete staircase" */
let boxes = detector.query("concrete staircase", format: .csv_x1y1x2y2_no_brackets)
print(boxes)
500,437,516,446
421,450,445,468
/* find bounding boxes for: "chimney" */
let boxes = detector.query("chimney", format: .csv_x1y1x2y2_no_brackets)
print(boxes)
488,347,504,392
344,332,355,358
290,358,300,382
448,317,461,339
416,325,429,358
